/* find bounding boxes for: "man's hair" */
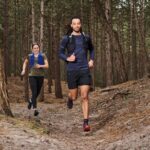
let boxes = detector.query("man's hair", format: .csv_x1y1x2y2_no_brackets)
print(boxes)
70,16,82,24
66,16,82,35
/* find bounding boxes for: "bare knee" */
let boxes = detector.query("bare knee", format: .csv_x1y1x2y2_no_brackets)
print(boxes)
72,96,77,101
81,94,88,101
68,93,77,101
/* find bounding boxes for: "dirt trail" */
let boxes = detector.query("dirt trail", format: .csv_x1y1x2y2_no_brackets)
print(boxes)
0,77,150,150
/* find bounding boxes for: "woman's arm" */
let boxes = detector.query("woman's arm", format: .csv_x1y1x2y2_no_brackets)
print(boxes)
35,58,49,69
21,59,28,75
35,59,49,69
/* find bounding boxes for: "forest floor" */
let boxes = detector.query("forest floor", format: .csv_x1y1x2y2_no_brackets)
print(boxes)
0,76,150,150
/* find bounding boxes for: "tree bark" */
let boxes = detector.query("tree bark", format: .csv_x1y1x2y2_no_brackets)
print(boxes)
0,49,13,117
31,0,35,43
40,0,44,50
3,0,9,82
13,0,17,76
38,0,45,102
130,0,137,80
135,0,150,77
105,0,113,86
93,0,128,83
46,18,53,93
53,23,63,98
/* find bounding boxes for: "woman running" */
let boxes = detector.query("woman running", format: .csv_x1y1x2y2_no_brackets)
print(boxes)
21,43,49,116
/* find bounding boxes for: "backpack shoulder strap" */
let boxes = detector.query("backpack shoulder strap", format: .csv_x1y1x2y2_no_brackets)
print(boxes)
64,34,73,48
28,53,33,60
28,53,32,57
67,34,73,44
82,32,90,42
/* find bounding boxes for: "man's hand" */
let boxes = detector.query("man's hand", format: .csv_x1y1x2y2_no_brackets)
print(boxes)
88,60,94,69
66,54,76,62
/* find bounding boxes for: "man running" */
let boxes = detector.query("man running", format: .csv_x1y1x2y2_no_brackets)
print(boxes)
59,16,94,132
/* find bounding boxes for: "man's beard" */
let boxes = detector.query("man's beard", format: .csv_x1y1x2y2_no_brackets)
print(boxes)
73,28,81,33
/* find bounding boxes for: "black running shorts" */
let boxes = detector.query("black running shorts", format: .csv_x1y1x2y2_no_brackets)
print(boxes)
67,69,92,89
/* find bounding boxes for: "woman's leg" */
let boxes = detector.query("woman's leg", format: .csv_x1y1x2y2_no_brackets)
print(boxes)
29,77,38,109
36,76,44,98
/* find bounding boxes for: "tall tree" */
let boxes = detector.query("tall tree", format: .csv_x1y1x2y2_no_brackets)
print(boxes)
53,0,63,98
130,0,137,79
40,0,44,50
0,49,13,116
38,0,45,101
23,0,31,102
93,0,128,83
13,0,17,76
3,0,9,82
105,0,113,86
31,0,35,42
45,4,53,93
135,0,149,77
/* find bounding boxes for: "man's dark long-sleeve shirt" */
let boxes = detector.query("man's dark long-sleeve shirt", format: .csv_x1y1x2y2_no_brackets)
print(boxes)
59,34,94,71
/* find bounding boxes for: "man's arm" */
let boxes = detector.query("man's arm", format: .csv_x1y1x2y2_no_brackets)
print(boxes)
59,36,68,61
88,36,94,61
88,36,94,68
59,35,76,62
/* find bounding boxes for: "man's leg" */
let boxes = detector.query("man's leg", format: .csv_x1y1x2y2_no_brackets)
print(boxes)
67,70,78,109
68,89,78,100
80,85,90,131
67,88,78,109
80,85,90,119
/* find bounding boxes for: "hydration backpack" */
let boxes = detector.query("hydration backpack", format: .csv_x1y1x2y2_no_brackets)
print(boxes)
28,53,44,68
65,32,92,53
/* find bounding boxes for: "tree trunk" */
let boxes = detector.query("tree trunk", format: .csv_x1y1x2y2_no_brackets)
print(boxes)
0,49,13,117
105,0,113,86
100,28,106,87
40,0,44,50
135,0,149,77
38,0,45,101
53,21,63,98
13,0,17,76
22,1,31,102
31,0,35,43
44,0,53,93
3,0,9,82
46,19,53,93
130,0,137,80
80,0,83,21
93,0,128,83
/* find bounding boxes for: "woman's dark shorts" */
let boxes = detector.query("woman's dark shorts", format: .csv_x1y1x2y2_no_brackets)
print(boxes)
67,69,92,89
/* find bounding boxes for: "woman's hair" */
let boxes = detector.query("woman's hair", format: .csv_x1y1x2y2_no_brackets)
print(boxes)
66,16,82,35
32,42,40,49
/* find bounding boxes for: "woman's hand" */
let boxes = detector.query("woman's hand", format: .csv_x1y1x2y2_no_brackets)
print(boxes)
21,70,25,76
34,64,41,68
21,58,28,76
